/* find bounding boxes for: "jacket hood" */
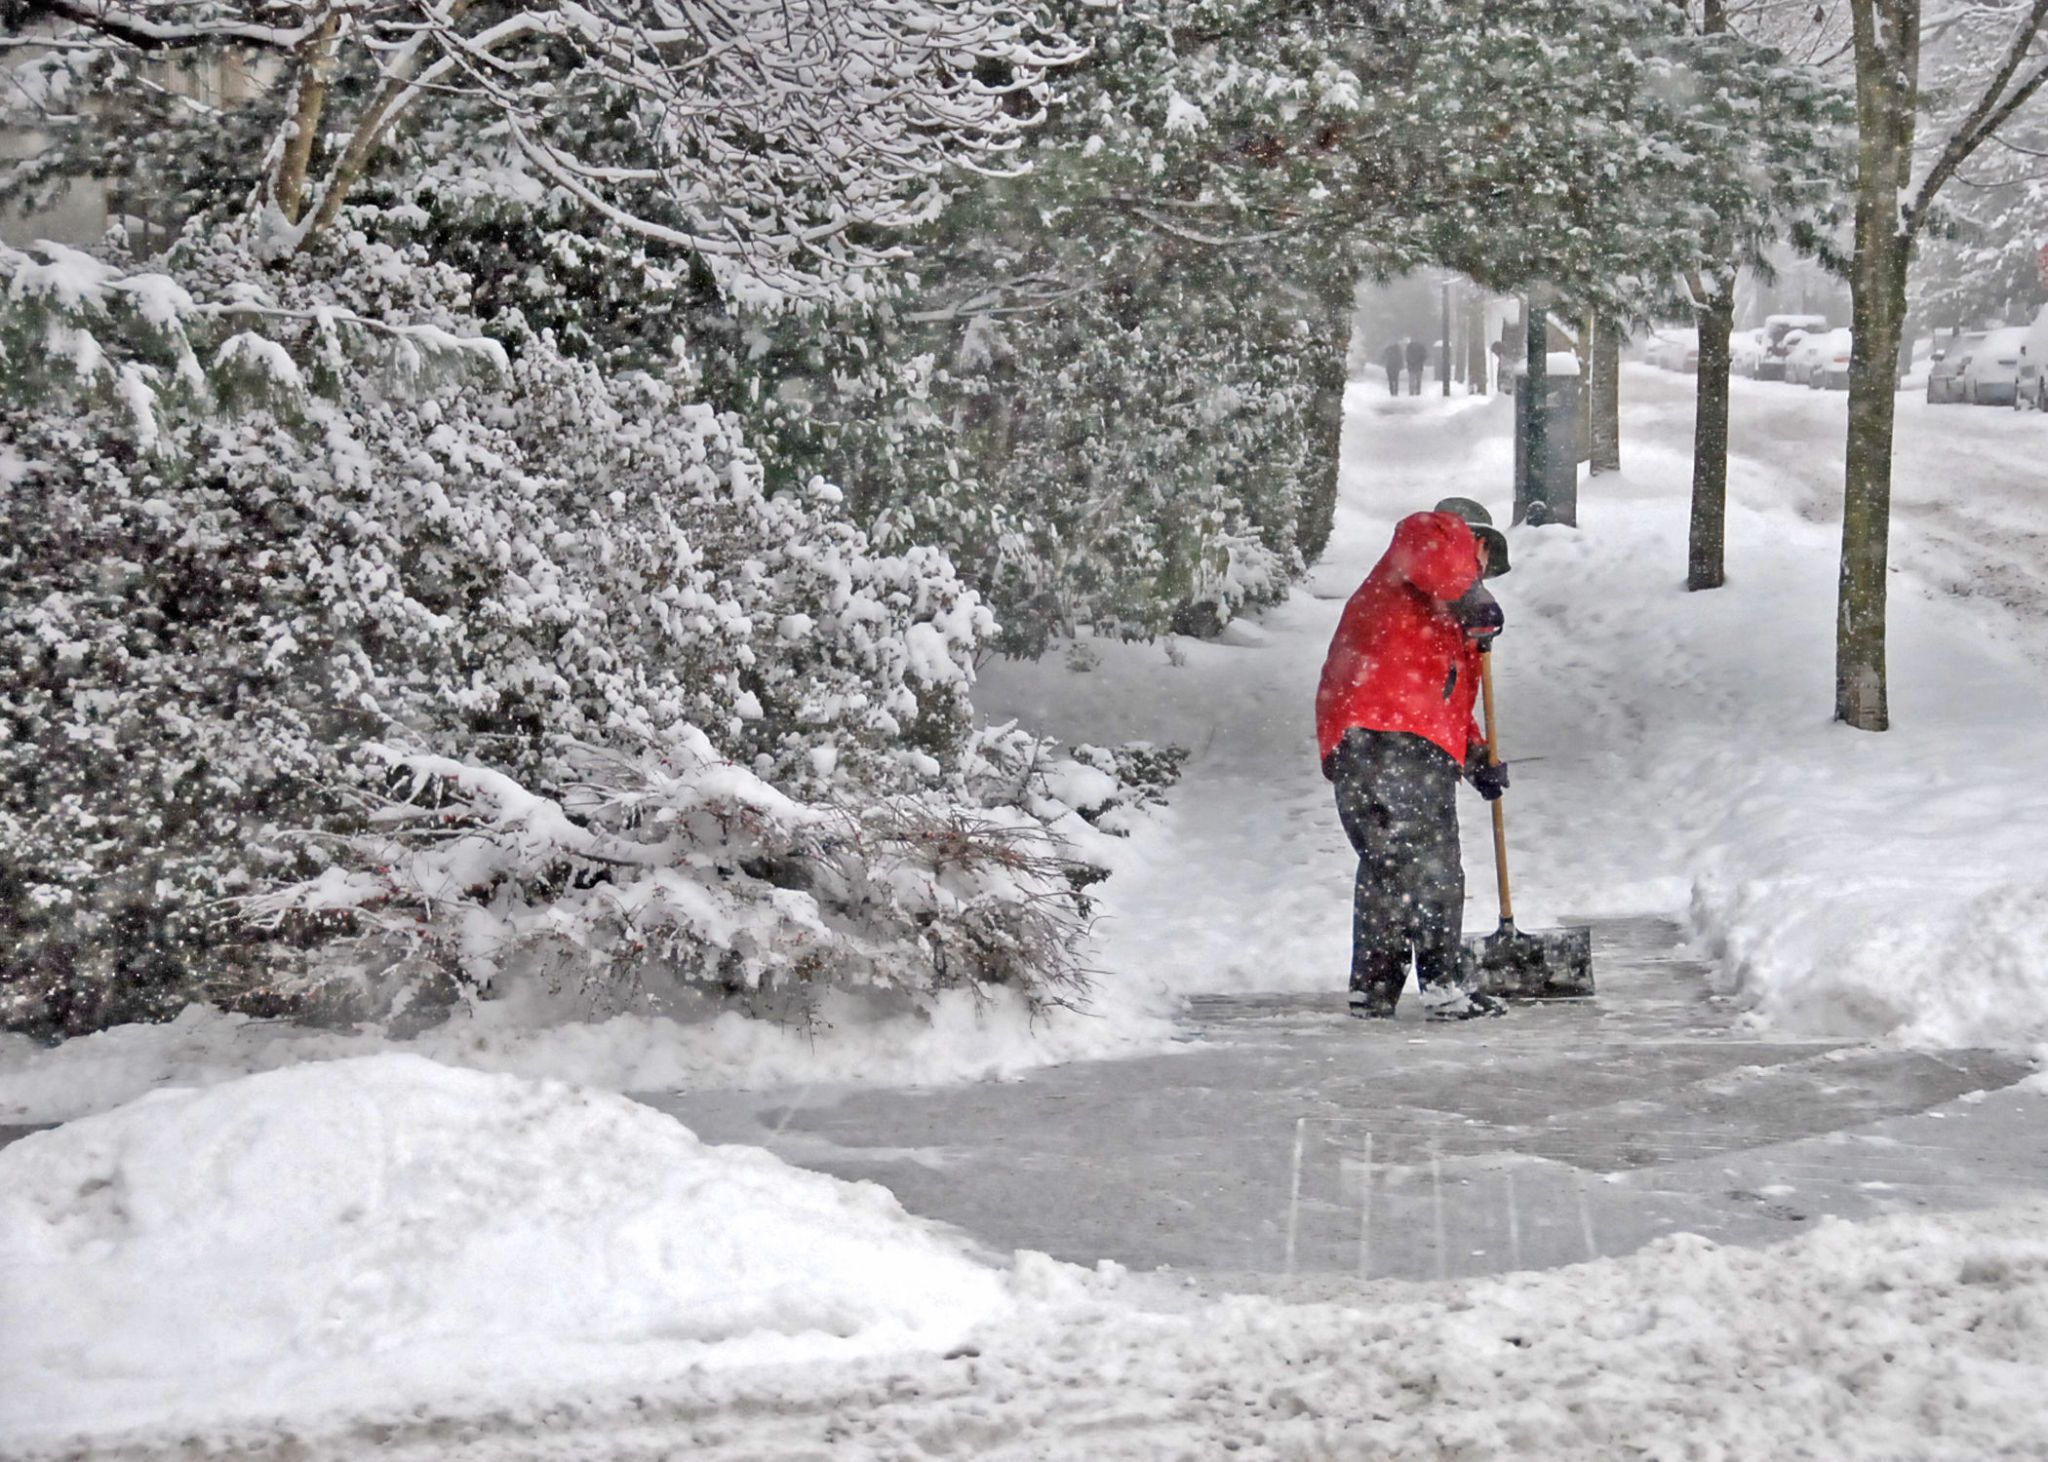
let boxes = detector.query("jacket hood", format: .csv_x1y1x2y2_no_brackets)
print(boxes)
1380,511,1483,603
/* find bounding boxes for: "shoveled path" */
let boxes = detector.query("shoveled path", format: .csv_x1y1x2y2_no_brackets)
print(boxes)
645,917,2044,1287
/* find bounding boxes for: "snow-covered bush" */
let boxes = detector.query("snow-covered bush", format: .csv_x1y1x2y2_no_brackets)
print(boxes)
242,739,1094,1025
962,726,1186,849
0,231,1133,1037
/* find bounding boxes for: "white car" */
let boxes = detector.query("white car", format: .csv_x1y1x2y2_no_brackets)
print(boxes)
1808,328,1853,391
1757,313,1828,381
1927,330,1987,403
1782,330,1829,386
2017,304,2048,410
1960,325,2028,405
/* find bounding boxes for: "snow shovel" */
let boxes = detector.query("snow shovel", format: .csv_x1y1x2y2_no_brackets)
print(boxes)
1465,653,1594,999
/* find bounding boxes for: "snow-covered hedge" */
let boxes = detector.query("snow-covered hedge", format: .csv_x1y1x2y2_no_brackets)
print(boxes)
241,736,1095,1024
0,232,1140,1036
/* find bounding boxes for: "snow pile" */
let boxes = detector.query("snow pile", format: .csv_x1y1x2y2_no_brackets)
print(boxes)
0,1056,1011,1450
0,978,1173,1127
724,1199,2048,1459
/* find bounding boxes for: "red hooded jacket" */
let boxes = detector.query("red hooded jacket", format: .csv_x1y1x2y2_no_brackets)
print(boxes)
1315,511,1487,767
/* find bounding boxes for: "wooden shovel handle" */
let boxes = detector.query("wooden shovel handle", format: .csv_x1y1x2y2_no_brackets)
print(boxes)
1479,652,1514,925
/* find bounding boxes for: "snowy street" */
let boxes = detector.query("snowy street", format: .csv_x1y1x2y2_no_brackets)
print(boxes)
10,367,2048,1459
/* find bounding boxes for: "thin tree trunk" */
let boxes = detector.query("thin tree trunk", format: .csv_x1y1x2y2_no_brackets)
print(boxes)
1516,293,1547,524
1590,317,1620,473
1467,295,1489,395
1837,0,1920,731
1441,281,1453,396
1688,287,1734,589
1577,308,1595,462
1683,0,1732,586
306,83,407,236
274,13,339,224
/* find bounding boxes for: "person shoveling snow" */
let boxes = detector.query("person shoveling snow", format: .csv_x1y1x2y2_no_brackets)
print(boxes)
1315,502,1511,1021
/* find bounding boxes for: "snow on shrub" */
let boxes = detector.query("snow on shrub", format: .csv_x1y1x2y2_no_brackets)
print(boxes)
0,231,1147,1036
242,737,1094,1024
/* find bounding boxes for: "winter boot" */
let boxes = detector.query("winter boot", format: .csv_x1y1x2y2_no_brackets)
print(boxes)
1418,985,1507,1021
1347,984,1400,1020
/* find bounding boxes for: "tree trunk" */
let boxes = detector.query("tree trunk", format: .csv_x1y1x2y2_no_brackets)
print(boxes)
1577,308,1595,462
1297,301,1350,565
1516,293,1547,525
1467,296,1489,395
1688,287,1734,589
305,0,476,240
1441,281,1453,396
1590,317,1620,473
274,14,340,224
1837,0,1920,731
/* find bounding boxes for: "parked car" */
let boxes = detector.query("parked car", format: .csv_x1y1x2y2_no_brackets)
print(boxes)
1960,325,2028,405
1643,327,1698,372
1809,328,1853,390
1926,330,1986,403
1782,329,1828,386
1757,313,1828,381
1730,327,1767,377
2017,305,2048,410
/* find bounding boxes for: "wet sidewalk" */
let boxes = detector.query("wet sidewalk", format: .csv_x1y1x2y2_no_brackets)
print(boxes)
645,918,2045,1287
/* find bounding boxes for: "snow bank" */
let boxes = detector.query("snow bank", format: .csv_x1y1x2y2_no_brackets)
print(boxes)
0,976,1172,1126
864,1200,2048,1459
0,1055,1011,1450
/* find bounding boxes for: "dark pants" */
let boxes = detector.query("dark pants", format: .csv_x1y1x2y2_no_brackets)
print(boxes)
1329,729,1464,1007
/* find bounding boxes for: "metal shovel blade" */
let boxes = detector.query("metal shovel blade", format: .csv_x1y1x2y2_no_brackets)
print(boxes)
1464,919,1594,999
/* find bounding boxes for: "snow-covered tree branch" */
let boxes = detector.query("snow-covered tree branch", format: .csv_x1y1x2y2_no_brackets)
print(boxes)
9,0,1083,302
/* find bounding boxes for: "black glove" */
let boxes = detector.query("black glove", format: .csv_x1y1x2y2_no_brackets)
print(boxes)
1449,580,1504,649
1467,755,1509,802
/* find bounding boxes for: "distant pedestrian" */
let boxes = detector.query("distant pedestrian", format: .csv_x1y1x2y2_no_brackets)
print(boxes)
1405,338,1427,396
1380,341,1404,396
1315,500,1513,1021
